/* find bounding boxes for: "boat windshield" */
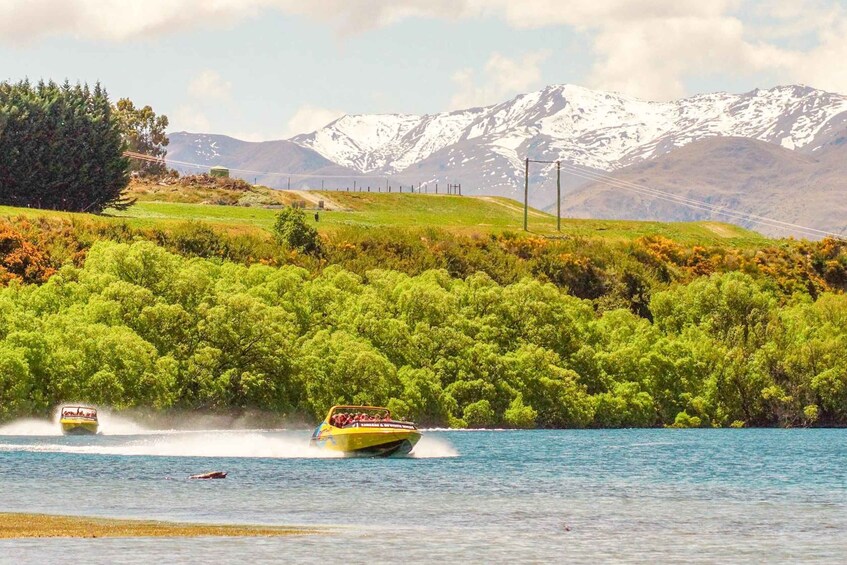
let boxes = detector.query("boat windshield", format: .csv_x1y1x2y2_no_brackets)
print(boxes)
61,406,98,420
328,407,394,428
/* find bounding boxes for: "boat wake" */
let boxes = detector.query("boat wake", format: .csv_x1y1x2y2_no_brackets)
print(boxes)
0,430,458,459
410,435,458,458
0,418,59,436
0,431,342,459
0,410,149,437
1,407,459,459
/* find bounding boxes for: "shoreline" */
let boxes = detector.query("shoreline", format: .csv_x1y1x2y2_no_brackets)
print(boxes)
0,513,317,539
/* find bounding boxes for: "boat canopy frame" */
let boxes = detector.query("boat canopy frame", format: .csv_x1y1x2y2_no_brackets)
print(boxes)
60,405,98,419
326,405,391,420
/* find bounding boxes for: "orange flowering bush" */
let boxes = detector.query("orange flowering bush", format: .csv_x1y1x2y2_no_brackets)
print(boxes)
0,224,55,284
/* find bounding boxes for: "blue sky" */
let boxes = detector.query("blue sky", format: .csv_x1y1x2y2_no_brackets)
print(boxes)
1,1,846,140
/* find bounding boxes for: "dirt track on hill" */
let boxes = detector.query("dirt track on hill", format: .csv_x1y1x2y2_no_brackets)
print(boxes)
475,196,548,218
289,190,346,211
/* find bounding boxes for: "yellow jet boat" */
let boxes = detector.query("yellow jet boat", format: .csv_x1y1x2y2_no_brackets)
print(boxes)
59,405,99,435
310,405,421,457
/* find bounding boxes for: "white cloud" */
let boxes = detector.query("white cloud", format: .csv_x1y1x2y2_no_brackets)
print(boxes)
585,16,796,100
0,0,266,44
5,0,847,100
285,105,344,137
786,15,847,94
0,0,730,43
187,70,232,102
171,105,211,132
0,0,472,44
167,70,233,133
450,50,550,109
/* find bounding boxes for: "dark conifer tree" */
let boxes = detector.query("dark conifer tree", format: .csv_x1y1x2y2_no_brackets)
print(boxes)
0,79,130,212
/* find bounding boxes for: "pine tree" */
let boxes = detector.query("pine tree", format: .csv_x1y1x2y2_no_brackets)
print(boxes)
0,79,130,213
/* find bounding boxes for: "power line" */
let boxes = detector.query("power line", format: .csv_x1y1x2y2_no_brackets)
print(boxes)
125,151,391,181
555,162,844,240
523,153,843,240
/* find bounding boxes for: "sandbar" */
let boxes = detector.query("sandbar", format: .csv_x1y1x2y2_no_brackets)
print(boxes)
0,512,316,539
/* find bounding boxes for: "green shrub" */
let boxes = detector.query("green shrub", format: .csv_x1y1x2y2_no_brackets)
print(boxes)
504,394,537,428
463,399,495,428
273,207,322,256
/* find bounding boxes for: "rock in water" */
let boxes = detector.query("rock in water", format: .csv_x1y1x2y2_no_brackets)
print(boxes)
189,471,227,480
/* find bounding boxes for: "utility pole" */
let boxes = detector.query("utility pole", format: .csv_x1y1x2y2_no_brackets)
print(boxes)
524,157,529,231
288,177,291,190
321,180,324,190
556,161,561,232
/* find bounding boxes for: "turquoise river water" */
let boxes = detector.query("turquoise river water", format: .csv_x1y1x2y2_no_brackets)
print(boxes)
0,418,845,563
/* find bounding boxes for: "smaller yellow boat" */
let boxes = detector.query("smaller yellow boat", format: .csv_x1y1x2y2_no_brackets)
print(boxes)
59,405,99,435
310,405,421,457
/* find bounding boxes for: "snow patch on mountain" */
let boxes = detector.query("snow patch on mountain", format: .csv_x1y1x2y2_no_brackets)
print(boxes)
293,109,484,173
292,84,847,176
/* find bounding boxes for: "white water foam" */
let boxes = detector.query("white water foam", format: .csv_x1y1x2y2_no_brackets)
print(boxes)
411,435,458,458
0,418,59,436
0,409,149,437
96,411,150,435
0,429,457,459
0,431,341,459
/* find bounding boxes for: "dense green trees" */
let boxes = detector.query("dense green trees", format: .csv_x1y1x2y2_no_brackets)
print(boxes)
0,80,129,212
0,239,845,428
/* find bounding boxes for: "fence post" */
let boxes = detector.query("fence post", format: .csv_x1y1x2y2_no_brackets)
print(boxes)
524,157,529,231
556,161,561,232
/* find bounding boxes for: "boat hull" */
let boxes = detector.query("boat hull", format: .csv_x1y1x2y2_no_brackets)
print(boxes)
310,423,420,457
60,419,99,436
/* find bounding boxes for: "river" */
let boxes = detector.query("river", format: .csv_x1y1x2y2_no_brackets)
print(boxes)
0,421,845,563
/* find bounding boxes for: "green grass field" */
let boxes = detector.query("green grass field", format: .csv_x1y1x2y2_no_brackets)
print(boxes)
0,191,769,247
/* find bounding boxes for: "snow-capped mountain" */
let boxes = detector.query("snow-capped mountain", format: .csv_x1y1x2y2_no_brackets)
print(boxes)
292,84,847,175
167,84,847,237
291,109,486,173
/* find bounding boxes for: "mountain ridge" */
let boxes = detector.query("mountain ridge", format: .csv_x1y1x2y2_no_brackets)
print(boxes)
166,83,847,236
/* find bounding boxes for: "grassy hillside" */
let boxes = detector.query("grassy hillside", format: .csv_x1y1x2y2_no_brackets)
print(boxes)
0,177,767,247
110,187,767,247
